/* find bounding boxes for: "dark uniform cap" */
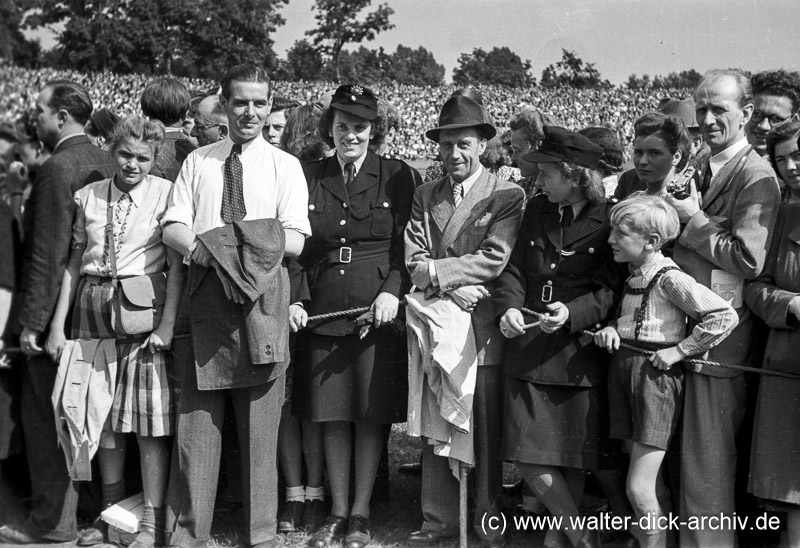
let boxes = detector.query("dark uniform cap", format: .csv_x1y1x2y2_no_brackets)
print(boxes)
329,84,378,121
425,95,497,143
522,126,603,169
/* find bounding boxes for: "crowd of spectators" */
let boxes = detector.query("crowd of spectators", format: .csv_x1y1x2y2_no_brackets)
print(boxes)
0,62,692,162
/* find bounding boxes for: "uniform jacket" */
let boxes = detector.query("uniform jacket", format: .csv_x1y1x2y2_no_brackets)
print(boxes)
744,204,800,375
405,168,524,365
673,144,779,375
152,130,195,183
300,151,420,336
19,134,117,333
492,194,624,386
190,219,289,389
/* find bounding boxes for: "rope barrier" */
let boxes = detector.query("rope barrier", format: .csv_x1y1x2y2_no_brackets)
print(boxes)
6,304,800,379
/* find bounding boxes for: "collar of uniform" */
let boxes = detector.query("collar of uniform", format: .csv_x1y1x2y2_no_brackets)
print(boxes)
336,152,367,177
449,164,484,197
110,174,151,208
558,198,588,221
709,137,748,177
53,132,85,153
632,251,670,284
164,127,183,134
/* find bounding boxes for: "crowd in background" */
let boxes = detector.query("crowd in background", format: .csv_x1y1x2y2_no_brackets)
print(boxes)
0,63,690,163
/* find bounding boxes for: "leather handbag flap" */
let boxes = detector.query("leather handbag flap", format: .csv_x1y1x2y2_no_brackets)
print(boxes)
118,272,167,308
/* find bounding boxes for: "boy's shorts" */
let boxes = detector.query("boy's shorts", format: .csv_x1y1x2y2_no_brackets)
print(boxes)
608,342,684,450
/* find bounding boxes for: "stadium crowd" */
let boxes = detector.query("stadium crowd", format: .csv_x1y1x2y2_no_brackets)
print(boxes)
0,63,688,162
1,59,800,548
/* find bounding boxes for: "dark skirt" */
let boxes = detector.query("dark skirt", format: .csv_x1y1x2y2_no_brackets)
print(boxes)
292,331,407,424
749,374,800,505
502,376,601,470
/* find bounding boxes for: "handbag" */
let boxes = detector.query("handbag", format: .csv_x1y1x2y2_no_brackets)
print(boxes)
105,181,167,336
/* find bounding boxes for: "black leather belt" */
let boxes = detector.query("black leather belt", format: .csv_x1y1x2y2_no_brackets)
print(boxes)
323,244,388,265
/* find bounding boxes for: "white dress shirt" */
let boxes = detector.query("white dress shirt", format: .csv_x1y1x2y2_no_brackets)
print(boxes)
162,134,311,237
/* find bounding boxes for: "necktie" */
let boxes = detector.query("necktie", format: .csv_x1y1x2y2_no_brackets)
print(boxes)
221,143,246,223
344,162,356,186
560,205,574,227
452,181,463,208
104,192,133,275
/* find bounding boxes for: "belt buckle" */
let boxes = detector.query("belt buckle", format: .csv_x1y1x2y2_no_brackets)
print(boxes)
339,246,352,264
541,285,553,303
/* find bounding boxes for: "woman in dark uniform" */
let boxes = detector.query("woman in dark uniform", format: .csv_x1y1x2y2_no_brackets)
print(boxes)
493,127,623,548
295,85,420,548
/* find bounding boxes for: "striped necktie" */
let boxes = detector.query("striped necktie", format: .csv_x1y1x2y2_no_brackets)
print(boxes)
452,181,463,208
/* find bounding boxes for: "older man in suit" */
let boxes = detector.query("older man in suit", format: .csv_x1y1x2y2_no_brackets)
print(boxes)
404,95,524,548
0,81,117,545
668,69,780,548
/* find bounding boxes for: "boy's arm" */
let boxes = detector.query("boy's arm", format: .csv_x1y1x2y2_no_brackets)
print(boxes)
661,270,739,357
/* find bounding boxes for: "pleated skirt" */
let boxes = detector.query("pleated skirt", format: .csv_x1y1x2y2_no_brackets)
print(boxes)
71,276,174,437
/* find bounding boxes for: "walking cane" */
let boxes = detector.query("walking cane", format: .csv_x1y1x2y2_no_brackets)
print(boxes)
459,463,468,548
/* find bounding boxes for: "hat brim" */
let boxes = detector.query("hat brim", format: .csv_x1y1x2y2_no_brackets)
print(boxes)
331,103,378,121
521,150,562,164
426,122,497,143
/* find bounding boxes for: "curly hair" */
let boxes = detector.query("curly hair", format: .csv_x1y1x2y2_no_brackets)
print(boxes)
318,107,385,152
508,107,555,147
634,111,691,170
480,135,511,169
766,119,800,180
557,161,605,205
281,104,328,165
579,126,624,175
108,115,166,162
751,69,800,112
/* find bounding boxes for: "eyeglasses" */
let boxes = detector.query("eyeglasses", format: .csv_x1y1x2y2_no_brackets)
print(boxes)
751,111,791,126
194,123,222,132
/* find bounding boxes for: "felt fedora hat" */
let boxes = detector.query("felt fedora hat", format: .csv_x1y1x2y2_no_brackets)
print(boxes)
522,126,603,168
425,95,497,142
658,97,699,129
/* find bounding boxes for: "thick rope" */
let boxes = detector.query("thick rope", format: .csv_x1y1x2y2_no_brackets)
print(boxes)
519,307,800,380
9,305,800,379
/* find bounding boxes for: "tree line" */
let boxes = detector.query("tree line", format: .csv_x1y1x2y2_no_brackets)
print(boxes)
4,0,703,89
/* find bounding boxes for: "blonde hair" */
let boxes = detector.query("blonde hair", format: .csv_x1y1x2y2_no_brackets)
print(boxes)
109,115,166,160
610,193,680,244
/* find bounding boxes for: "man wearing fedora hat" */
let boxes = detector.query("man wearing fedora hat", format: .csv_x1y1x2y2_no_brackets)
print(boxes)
404,95,524,548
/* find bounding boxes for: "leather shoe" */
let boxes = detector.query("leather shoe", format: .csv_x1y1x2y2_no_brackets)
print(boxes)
277,500,305,533
344,515,370,548
398,463,422,476
307,515,348,548
406,529,456,547
0,525,66,545
76,518,107,547
479,536,506,548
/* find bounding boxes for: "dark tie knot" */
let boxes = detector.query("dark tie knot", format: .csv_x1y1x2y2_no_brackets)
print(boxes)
231,143,242,156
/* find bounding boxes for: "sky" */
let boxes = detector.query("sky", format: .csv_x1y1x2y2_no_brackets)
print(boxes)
29,0,800,85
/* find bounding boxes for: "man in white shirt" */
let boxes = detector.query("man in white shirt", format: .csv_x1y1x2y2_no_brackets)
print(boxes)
669,69,780,548
162,64,310,548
